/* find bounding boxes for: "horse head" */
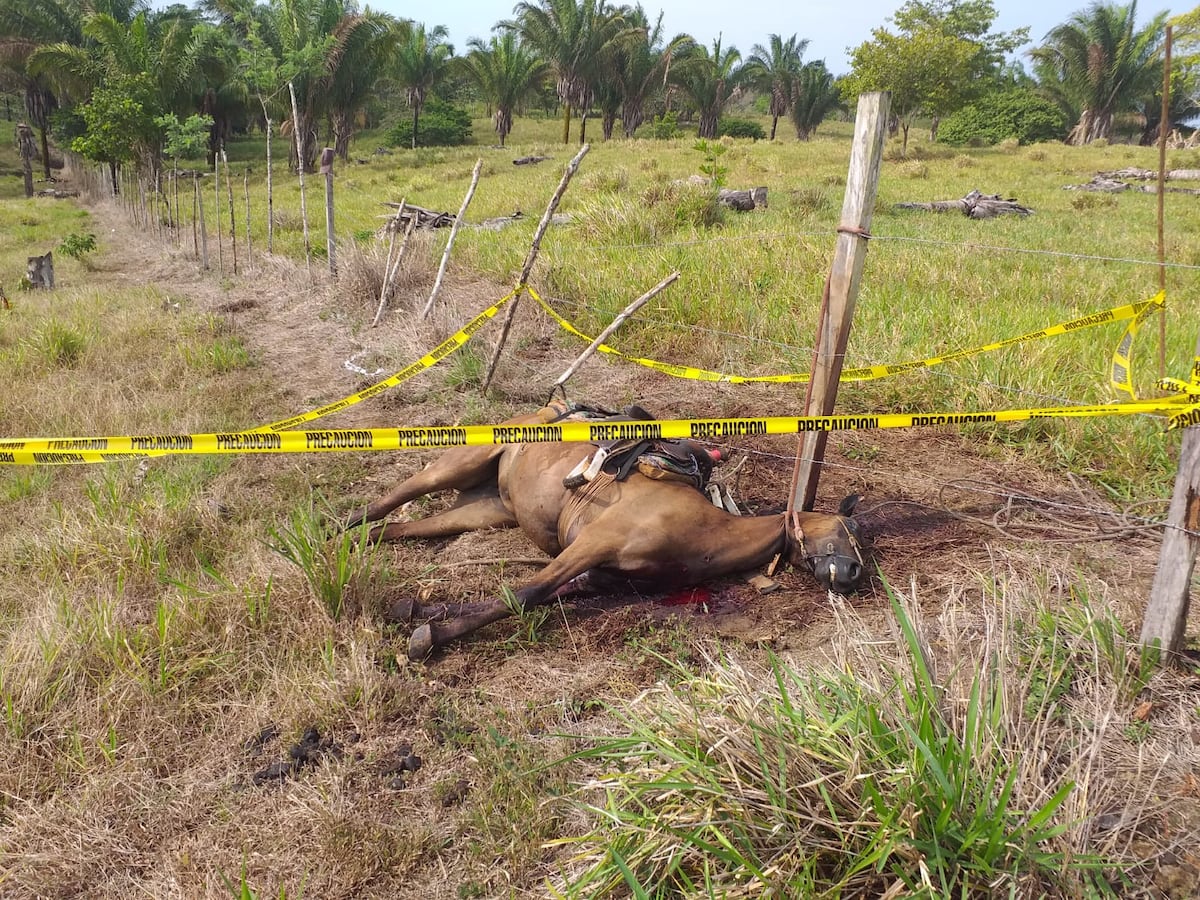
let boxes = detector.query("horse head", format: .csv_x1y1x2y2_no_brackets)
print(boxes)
787,494,867,594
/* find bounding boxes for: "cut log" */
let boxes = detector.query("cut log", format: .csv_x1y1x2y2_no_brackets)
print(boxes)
378,203,455,231
895,188,1032,218
717,186,768,211
1064,175,1200,196
513,155,551,166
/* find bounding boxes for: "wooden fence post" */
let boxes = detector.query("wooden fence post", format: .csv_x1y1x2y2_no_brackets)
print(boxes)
1140,336,1200,660
223,149,237,275
789,92,890,514
321,147,337,277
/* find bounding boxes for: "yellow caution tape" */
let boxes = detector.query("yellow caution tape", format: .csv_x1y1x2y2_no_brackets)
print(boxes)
3,396,1197,465
255,287,517,432
1110,291,1164,399
528,286,1166,387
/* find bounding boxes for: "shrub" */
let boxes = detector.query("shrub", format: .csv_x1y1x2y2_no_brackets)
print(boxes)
938,90,1068,146
647,111,682,139
386,100,472,148
717,117,765,140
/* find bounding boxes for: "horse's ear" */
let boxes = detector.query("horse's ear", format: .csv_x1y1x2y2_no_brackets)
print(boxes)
838,494,863,517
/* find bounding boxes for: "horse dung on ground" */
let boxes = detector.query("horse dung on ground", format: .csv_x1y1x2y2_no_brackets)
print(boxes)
348,402,868,659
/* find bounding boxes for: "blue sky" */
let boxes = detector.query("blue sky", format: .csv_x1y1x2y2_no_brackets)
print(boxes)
367,0,1189,74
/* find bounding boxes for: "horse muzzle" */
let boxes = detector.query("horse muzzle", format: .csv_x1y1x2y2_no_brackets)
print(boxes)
808,553,865,594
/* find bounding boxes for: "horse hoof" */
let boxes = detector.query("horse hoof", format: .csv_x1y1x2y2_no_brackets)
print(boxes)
384,598,415,625
408,625,435,661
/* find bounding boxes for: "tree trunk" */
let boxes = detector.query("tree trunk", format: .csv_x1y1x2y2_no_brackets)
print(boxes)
332,109,353,161
769,115,778,141
579,110,589,144
561,104,571,143
621,103,644,138
601,110,616,141
698,109,719,139
929,116,940,142
411,105,419,150
901,121,910,155
39,127,51,180
109,160,119,197
16,122,35,197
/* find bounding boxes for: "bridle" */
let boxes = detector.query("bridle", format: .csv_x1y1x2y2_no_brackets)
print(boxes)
790,510,865,591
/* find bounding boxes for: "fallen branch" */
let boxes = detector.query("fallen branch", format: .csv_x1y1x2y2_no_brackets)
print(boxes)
422,159,482,319
379,202,454,230
513,155,551,166
895,188,1032,218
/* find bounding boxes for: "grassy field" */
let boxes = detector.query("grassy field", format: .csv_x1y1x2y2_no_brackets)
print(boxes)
1,112,1199,897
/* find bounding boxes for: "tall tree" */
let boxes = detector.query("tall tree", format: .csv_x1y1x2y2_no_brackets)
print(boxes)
505,0,626,143
744,33,808,140
608,5,680,138
790,60,841,139
458,32,547,146
392,22,453,150
326,11,400,158
669,35,743,139
1030,1,1167,145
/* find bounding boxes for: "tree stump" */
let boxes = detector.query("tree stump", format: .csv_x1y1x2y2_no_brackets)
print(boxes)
717,187,769,211
26,252,54,289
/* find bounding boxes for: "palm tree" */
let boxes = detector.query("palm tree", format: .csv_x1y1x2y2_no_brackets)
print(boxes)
392,22,453,149
744,33,807,140
458,32,547,146
506,0,626,144
670,35,742,139
790,60,840,140
325,11,400,158
609,4,680,138
1029,1,1166,145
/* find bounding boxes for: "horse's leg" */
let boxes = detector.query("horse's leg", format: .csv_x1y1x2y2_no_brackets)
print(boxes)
344,444,509,528
407,535,618,659
369,488,516,542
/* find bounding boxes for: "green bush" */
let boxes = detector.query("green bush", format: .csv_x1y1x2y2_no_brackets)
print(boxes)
647,111,682,140
938,90,1067,146
386,100,472,148
717,117,765,140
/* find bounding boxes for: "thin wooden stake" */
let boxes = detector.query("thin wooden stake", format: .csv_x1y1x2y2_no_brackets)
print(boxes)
196,174,209,270
192,173,199,259
224,149,238,276
372,198,406,327
422,158,483,319
263,111,274,254
482,143,590,393
373,208,416,327
214,155,223,275
789,92,889,515
320,147,337,277
288,80,312,275
1140,328,1200,659
554,271,680,387
244,170,252,272
1157,25,1172,382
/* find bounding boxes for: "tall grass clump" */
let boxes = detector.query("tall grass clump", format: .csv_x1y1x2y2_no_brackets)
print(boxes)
266,496,384,620
551,573,1193,898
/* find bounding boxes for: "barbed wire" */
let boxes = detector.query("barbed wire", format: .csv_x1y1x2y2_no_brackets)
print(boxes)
550,226,1200,272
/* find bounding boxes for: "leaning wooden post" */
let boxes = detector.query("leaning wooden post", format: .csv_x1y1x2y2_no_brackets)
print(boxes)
288,80,312,275
320,147,337,277
789,92,889,514
421,158,483,319
1140,338,1200,660
17,122,35,197
554,271,680,388
482,143,590,393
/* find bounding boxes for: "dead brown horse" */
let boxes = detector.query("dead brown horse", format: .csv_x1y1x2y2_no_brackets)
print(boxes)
349,403,867,659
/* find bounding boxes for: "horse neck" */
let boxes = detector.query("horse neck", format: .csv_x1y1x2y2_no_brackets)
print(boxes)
705,512,789,572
